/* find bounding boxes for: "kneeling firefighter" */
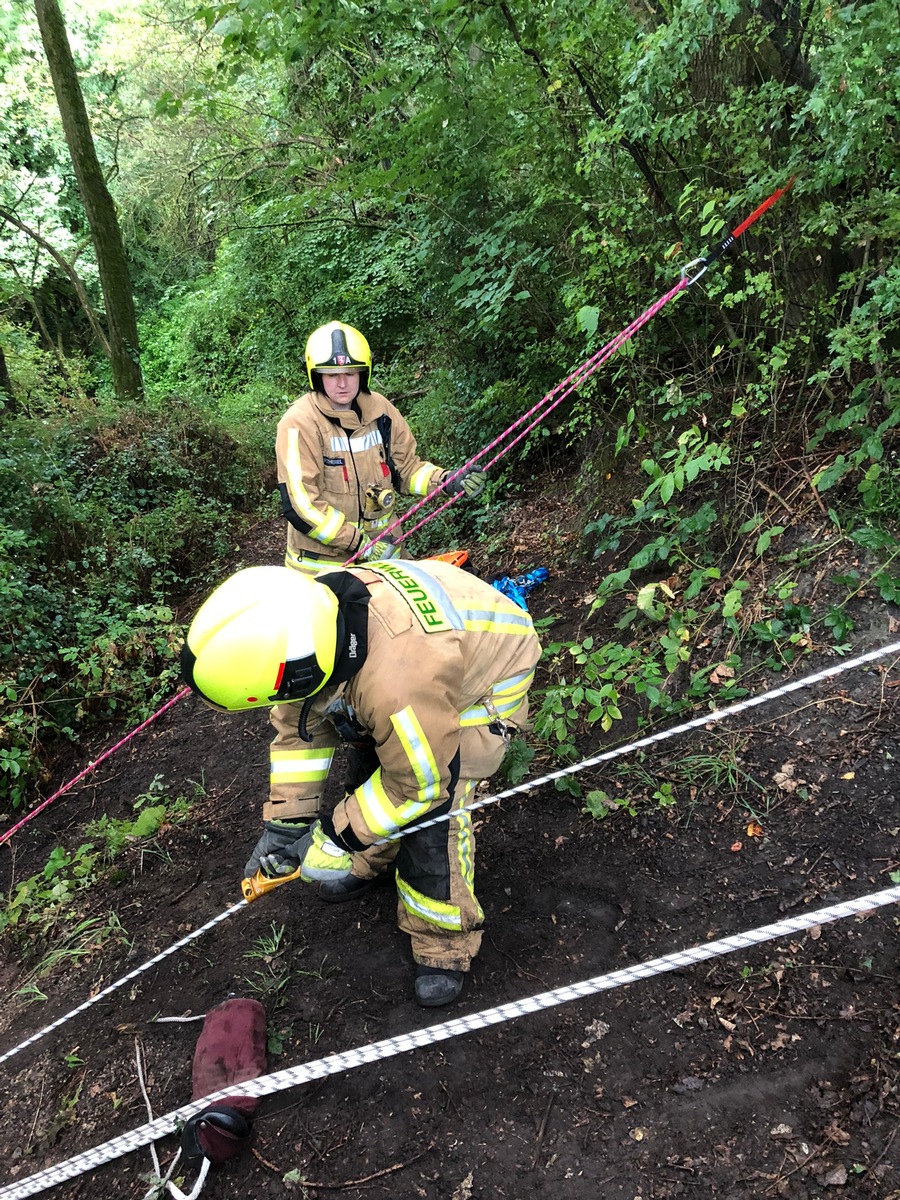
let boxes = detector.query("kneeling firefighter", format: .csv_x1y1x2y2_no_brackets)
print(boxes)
181,558,541,1007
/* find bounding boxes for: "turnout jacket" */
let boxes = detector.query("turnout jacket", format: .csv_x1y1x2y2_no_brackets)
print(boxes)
276,390,447,565
295,559,541,849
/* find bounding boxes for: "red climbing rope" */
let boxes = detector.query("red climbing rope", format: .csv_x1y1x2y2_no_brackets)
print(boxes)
0,688,190,847
352,175,796,557
397,276,689,542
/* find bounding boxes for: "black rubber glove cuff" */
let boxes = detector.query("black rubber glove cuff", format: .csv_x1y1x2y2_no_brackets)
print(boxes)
319,809,369,853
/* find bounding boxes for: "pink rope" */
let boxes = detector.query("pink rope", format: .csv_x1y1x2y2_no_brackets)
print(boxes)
394,276,689,543
0,278,687,843
0,687,191,848
353,174,794,556
342,283,674,564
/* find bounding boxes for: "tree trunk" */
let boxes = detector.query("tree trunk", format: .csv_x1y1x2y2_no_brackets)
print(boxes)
33,0,143,402
0,341,15,409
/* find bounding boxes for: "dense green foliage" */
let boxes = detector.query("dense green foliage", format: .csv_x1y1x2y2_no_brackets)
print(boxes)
1,0,898,810
0,357,265,805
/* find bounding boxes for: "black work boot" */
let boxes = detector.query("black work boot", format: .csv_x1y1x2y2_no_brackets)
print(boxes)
317,874,381,903
414,965,465,1007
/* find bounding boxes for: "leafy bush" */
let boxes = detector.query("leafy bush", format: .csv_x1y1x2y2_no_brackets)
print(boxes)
0,395,266,808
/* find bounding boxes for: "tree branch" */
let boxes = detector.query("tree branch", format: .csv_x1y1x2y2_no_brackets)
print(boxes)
0,207,111,357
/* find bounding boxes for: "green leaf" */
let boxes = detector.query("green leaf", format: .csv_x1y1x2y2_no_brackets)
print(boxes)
754,525,785,556
812,456,850,492
576,306,600,336
210,14,243,37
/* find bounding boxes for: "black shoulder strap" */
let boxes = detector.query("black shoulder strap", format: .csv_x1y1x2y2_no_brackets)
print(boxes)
376,413,402,489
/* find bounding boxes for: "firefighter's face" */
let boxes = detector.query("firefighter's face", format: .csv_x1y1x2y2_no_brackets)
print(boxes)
321,369,362,408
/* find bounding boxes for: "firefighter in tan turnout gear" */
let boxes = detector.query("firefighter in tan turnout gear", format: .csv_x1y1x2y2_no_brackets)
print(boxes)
181,558,541,1007
270,320,487,837
276,321,486,574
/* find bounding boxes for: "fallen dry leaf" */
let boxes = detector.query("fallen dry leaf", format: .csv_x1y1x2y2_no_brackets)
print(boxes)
822,1165,848,1186
823,1122,851,1146
581,1019,610,1048
746,821,764,837
773,772,798,792
709,663,735,684
451,1171,474,1200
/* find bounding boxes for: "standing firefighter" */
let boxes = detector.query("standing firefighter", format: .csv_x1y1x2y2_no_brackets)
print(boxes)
181,558,540,1007
277,320,485,574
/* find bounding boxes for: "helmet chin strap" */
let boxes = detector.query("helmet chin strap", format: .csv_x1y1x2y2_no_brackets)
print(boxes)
296,693,318,744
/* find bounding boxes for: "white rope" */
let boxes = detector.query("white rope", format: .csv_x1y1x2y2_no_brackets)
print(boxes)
135,1038,208,1200
1,638,898,1070
0,903,246,1067
375,637,900,843
165,1157,210,1200
134,1037,163,1182
3,884,897,1200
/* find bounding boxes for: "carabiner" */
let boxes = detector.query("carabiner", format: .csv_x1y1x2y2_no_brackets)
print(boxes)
680,256,709,285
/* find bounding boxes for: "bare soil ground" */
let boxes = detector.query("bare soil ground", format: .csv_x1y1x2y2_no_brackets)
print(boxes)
2,503,899,1200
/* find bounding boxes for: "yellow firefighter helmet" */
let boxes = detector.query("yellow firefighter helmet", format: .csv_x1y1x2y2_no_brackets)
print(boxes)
181,566,340,711
305,321,372,390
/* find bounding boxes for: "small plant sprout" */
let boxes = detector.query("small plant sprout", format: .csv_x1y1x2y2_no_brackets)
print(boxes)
244,923,291,1006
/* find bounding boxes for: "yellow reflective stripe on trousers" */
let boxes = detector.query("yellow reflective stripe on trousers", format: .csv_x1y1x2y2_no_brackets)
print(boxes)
459,669,535,727
396,877,463,930
270,748,335,786
356,767,431,838
396,783,482,931
455,781,478,896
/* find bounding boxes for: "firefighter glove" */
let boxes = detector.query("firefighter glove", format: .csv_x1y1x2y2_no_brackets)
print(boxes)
245,819,312,879
360,536,400,563
297,821,354,883
444,465,486,499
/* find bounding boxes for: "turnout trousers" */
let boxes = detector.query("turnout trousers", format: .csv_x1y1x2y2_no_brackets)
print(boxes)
393,707,525,972
268,704,524,972
392,706,526,971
